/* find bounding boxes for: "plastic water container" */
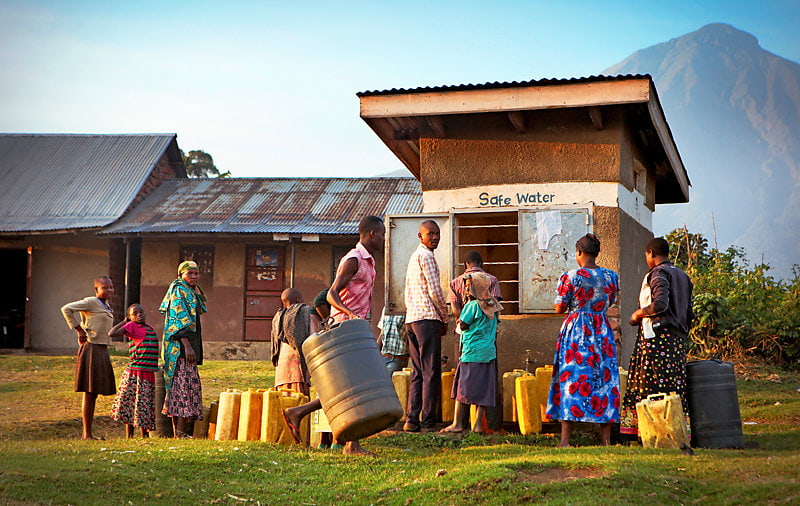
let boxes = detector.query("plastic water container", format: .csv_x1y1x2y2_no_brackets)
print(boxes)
154,367,173,438
261,388,310,445
515,375,542,434
469,404,489,432
193,406,211,438
635,392,690,449
535,365,554,421
686,359,745,449
618,367,629,399
310,399,332,448
392,369,412,418
238,388,268,441
206,401,219,440
441,369,456,423
502,369,528,422
215,388,243,441
302,319,403,441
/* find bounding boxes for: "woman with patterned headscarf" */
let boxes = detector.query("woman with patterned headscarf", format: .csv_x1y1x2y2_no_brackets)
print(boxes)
160,260,207,438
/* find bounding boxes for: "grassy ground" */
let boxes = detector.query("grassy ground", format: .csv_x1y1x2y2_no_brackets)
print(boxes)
1,355,798,505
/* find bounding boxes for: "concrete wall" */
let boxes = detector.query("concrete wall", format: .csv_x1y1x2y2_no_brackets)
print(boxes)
140,239,250,357
26,233,112,352
419,107,626,191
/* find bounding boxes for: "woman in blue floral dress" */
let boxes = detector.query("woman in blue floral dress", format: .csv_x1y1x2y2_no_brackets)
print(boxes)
546,234,620,447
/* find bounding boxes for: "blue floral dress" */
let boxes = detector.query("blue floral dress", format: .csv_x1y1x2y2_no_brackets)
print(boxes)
546,267,620,423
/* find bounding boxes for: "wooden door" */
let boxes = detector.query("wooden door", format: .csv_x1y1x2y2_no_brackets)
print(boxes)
244,246,285,341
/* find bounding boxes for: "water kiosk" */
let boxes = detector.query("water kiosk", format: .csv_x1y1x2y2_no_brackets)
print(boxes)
358,75,689,418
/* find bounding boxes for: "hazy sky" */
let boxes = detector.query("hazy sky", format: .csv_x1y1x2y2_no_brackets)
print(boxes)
1,0,798,178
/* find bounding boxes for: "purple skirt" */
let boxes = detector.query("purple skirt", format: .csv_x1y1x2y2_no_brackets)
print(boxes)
452,359,497,407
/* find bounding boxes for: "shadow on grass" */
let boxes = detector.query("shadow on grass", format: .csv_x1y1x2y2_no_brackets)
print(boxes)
0,415,125,441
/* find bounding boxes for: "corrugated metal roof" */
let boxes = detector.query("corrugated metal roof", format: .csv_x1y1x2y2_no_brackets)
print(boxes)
0,134,182,232
357,74,653,96
100,177,423,236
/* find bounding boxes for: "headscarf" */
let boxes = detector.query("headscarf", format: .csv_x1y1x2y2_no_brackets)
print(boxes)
466,271,503,319
176,260,207,303
178,260,198,276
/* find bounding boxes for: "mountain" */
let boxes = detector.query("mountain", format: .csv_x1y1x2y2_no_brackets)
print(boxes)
604,23,800,279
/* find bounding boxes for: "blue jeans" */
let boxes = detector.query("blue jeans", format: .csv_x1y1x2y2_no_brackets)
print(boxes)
385,355,408,373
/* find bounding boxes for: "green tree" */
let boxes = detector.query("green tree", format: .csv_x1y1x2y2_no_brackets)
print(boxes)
665,229,800,365
181,149,231,178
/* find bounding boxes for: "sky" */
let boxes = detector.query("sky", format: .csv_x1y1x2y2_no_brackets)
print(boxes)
1,0,798,179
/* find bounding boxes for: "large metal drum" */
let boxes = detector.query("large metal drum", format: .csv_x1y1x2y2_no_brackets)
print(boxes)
686,359,745,449
302,318,403,441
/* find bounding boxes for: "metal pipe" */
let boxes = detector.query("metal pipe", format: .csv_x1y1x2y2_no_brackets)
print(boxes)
289,238,296,287
124,238,131,310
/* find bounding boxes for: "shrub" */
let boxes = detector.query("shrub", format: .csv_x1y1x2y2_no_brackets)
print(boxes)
665,228,800,366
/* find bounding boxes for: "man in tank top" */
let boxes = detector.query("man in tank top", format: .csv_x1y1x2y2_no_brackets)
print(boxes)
282,215,385,456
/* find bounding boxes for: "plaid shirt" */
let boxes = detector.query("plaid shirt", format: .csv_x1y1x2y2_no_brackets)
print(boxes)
404,243,449,324
378,310,408,357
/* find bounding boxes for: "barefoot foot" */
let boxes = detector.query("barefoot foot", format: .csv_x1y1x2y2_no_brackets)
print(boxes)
342,441,378,457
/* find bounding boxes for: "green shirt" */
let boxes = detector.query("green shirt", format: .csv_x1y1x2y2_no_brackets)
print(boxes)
459,300,497,363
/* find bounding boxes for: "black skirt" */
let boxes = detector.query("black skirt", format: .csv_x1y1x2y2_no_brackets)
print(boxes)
74,343,116,395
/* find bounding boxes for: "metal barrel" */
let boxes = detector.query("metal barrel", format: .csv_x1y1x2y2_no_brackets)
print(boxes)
302,319,403,442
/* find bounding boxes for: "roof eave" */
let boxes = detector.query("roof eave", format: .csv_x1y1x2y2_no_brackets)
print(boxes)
359,76,690,203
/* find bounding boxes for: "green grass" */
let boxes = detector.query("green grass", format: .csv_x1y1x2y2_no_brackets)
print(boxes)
1,355,799,505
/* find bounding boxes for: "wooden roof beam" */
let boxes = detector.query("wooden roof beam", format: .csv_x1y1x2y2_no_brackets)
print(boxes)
507,111,526,134
425,116,446,137
359,78,650,118
588,106,603,130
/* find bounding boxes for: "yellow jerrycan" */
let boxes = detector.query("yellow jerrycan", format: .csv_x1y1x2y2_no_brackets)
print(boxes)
238,388,268,441
261,388,310,446
502,369,528,422
215,389,243,441
515,374,542,434
618,367,629,399
310,399,332,448
635,392,690,449
441,369,456,423
193,405,211,439
535,365,554,421
392,368,412,418
206,400,219,440
469,405,489,432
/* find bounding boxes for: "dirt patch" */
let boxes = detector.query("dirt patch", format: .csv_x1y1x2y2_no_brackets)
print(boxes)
515,466,607,484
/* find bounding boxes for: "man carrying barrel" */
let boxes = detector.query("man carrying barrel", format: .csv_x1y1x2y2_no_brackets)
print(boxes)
282,215,386,456
620,237,694,438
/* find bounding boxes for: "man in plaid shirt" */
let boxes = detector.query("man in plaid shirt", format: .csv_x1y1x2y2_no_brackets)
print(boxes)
403,220,449,431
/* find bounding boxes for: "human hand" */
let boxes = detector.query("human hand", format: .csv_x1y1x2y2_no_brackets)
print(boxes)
629,309,644,326
183,340,197,365
76,329,88,344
